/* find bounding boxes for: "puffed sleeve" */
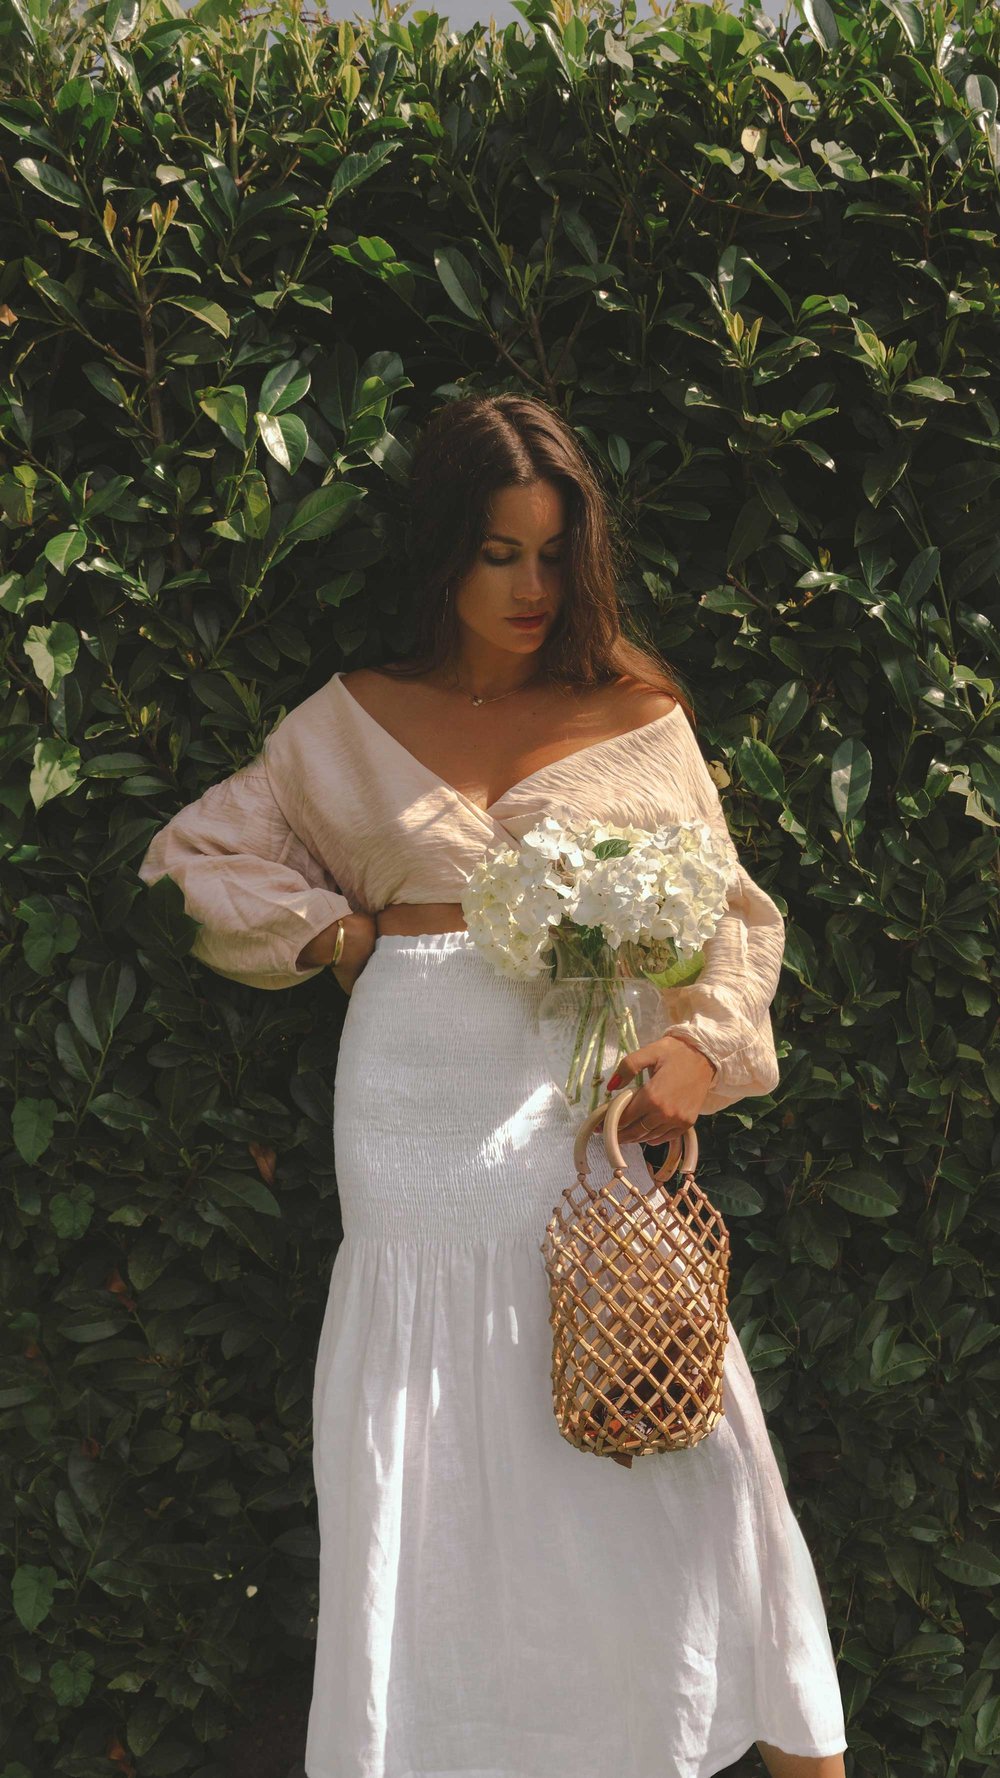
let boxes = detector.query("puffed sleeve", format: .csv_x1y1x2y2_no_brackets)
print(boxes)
657,719,786,1115
137,736,355,991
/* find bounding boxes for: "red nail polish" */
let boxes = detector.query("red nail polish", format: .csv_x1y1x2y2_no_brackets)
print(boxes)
607,1072,622,1091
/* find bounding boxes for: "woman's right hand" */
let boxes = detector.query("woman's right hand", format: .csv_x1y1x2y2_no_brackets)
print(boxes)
298,912,377,995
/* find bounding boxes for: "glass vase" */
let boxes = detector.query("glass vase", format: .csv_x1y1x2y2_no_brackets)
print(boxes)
536,929,666,1113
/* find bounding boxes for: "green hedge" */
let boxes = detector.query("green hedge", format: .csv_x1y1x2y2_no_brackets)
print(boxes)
2,0,999,1772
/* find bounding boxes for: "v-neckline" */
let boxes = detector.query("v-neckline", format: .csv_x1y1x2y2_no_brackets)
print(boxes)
330,670,684,822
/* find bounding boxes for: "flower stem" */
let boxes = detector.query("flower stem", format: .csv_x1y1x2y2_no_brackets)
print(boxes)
566,976,597,1103
551,933,651,1108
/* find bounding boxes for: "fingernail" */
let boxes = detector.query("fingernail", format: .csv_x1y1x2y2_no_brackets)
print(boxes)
607,1072,622,1090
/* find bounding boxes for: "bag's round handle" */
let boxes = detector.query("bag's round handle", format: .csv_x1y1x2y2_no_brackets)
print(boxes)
572,1084,699,1182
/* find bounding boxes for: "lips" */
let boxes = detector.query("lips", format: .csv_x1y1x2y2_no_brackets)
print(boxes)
507,614,546,625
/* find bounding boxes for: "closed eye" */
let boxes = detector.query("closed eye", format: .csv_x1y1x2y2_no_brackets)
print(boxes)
483,553,563,566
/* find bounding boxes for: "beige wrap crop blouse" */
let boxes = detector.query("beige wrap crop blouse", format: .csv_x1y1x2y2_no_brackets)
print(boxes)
138,669,786,1115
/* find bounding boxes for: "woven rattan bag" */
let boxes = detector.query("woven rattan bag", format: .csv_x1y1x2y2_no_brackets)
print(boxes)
539,1084,730,1469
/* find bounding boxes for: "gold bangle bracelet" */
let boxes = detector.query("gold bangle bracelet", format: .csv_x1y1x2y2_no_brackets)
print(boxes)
329,919,346,971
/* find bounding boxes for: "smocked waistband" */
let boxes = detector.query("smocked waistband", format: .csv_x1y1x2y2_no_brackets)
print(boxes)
373,930,479,956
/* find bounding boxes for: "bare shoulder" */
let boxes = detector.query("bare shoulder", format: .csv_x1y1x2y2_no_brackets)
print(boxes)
338,666,404,716
605,675,679,727
339,667,381,694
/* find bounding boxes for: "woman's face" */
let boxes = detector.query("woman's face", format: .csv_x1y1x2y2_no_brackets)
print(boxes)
452,479,567,660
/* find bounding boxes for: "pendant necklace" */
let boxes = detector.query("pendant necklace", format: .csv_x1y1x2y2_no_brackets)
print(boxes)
451,669,544,707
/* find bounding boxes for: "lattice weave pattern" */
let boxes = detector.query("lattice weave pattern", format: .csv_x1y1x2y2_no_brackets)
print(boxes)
540,1087,730,1469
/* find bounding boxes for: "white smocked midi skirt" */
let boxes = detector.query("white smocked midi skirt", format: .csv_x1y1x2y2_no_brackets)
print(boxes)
306,931,848,1778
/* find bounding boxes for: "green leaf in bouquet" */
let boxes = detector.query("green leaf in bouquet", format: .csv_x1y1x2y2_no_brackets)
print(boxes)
642,949,705,990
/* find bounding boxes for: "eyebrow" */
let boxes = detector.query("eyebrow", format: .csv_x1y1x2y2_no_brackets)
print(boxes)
484,531,566,545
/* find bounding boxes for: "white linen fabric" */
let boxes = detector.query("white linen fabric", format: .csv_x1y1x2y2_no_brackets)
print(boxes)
306,929,848,1778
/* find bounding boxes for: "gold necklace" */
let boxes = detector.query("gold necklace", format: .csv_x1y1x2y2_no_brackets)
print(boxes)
450,669,544,707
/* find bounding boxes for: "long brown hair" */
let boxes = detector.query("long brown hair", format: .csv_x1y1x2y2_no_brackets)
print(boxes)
379,393,698,731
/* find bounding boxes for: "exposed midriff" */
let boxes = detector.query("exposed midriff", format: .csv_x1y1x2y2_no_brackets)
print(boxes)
375,901,468,936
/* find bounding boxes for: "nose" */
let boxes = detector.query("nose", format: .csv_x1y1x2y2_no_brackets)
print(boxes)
517,564,556,601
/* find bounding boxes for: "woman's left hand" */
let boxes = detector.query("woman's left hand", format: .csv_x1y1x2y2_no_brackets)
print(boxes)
606,1035,717,1146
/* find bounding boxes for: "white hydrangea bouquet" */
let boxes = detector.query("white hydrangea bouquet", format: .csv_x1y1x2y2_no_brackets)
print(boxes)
460,815,739,1110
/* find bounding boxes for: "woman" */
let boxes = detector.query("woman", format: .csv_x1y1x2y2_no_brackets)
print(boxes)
139,394,848,1778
